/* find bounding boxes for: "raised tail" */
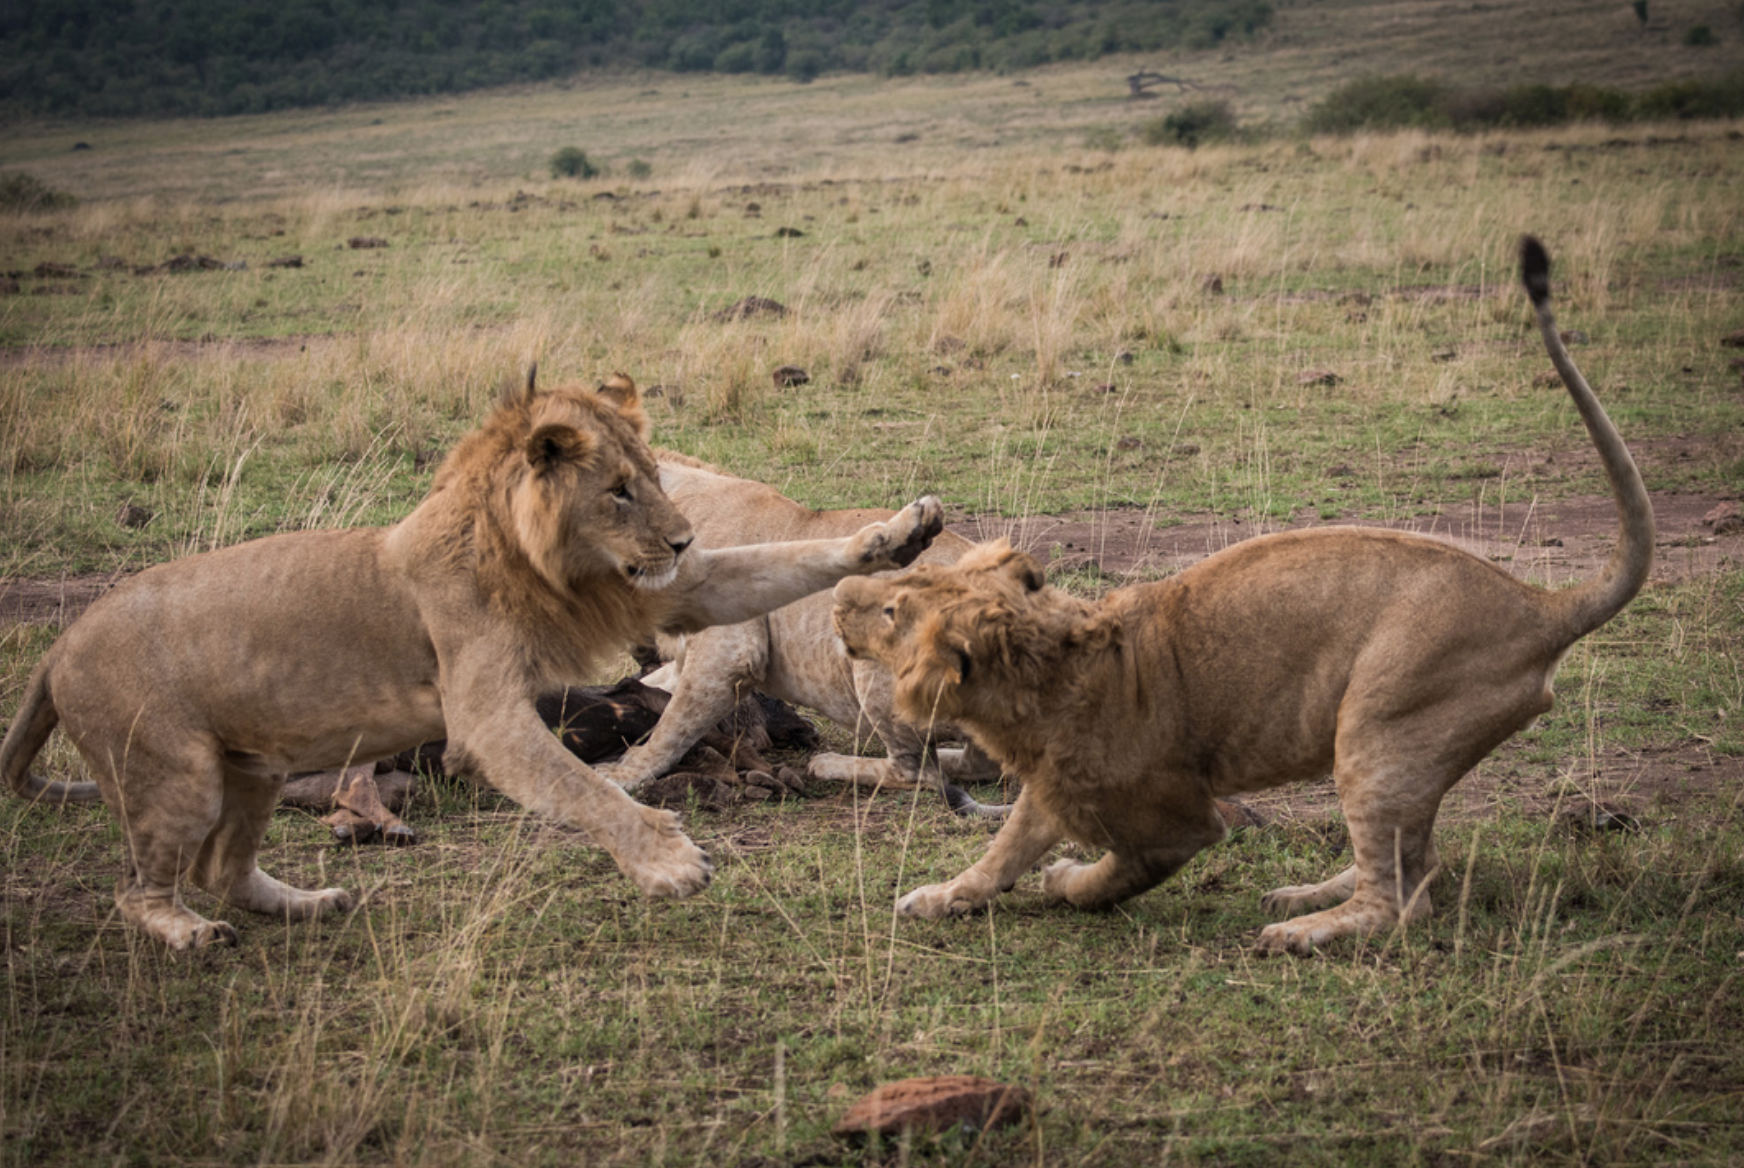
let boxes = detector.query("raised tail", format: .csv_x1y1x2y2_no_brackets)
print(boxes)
1520,235,1655,638
2,655,102,806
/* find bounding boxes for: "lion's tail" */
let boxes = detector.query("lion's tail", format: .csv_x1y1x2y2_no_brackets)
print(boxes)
2,653,102,806
1521,236,1655,640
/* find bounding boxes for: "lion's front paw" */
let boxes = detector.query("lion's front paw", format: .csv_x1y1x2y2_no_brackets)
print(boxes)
313,887,355,917
621,808,713,898
896,881,985,919
168,918,239,951
857,496,944,570
1254,918,1330,957
1038,858,1089,902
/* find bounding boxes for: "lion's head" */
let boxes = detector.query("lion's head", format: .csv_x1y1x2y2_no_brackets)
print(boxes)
433,370,695,610
833,539,1115,729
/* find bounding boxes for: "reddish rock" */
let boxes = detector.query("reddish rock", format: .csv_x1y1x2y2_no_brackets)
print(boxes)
833,1076,1030,1140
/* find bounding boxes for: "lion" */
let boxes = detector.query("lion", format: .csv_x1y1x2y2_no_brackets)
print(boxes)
831,237,1654,955
597,451,1010,816
1,370,943,949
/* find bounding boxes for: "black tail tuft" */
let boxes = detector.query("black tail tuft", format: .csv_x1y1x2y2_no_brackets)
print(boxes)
1520,235,1552,307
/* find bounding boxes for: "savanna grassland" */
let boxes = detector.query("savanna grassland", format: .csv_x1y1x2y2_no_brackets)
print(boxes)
3,3,1744,1164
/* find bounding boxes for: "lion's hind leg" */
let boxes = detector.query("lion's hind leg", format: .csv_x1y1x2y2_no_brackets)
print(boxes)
1253,783,1444,957
193,766,353,924
105,747,242,950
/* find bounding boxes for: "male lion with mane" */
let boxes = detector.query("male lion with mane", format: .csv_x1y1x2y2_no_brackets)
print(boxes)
831,238,1653,954
1,371,942,949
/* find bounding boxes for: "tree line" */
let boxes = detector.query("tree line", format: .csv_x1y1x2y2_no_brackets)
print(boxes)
0,0,1273,118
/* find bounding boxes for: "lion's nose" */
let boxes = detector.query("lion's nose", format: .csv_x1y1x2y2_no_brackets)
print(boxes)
668,533,694,557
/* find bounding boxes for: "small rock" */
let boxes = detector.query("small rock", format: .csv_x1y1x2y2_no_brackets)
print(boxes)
771,365,810,388
833,1076,1030,1141
774,226,805,238
347,236,389,249
116,501,153,529
267,255,303,268
1557,803,1641,835
711,296,787,322
1200,273,1224,294
1532,369,1562,388
1703,502,1742,535
1297,369,1341,387
1115,350,1135,365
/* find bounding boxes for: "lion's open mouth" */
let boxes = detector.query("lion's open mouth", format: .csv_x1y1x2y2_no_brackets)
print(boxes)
627,561,680,592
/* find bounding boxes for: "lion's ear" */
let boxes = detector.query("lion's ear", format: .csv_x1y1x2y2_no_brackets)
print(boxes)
892,619,976,719
958,540,1045,592
1007,553,1045,592
526,422,596,473
595,372,651,440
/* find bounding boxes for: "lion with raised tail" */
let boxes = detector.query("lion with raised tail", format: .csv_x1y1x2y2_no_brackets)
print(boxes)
832,237,1652,954
2,371,943,950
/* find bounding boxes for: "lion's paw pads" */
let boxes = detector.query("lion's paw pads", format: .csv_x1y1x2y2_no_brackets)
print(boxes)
180,920,239,950
316,888,355,915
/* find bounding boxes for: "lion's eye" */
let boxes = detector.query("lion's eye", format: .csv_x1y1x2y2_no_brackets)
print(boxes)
881,605,896,621
610,481,632,502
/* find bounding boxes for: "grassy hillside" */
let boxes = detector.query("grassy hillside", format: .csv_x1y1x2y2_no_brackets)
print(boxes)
0,0,1272,117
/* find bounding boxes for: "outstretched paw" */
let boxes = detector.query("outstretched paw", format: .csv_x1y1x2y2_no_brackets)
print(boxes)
858,497,944,570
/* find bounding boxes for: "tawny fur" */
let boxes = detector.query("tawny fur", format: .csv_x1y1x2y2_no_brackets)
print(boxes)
598,454,1007,814
831,237,1653,955
2,371,943,950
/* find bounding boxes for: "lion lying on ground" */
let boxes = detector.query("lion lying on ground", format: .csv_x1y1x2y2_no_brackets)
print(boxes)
596,445,1009,817
832,237,1653,954
1,370,942,949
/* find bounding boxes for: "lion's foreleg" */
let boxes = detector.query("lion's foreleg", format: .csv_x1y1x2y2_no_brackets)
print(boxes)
896,788,1062,918
663,498,942,631
1039,843,1204,910
449,702,712,898
607,623,766,794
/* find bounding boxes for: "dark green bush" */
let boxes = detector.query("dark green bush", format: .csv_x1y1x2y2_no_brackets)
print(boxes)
0,171,76,213
1141,100,1238,148
549,146,600,179
1302,74,1448,134
1637,72,1744,119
